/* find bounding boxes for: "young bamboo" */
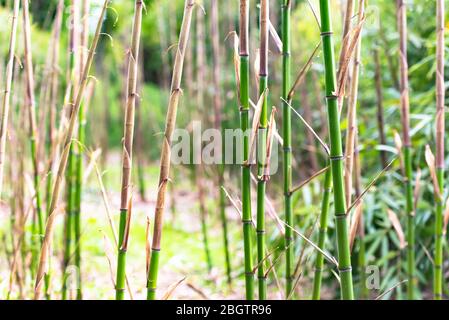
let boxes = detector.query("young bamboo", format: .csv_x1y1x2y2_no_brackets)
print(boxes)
0,0,19,198
34,0,110,300
343,0,364,208
396,0,415,300
195,7,213,273
318,0,354,299
62,0,81,300
373,47,388,168
282,0,293,297
311,167,332,299
116,0,143,300
73,0,90,300
433,0,445,300
239,0,255,300
256,0,269,300
353,137,367,299
43,0,63,299
146,0,195,300
211,0,232,285
22,0,44,269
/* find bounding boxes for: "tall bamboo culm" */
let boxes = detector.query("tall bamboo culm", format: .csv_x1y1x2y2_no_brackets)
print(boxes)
116,0,143,300
22,0,44,278
239,0,254,300
318,0,354,299
194,6,213,273
312,167,331,299
43,0,63,300
73,0,91,300
33,0,110,300
0,0,20,198
396,0,415,300
146,0,195,300
211,0,232,286
433,0,445,301
256,0,269,300
281,0,293,298
62,0,81,300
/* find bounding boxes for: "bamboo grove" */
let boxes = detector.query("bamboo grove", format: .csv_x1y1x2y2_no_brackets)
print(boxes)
0,0,448,300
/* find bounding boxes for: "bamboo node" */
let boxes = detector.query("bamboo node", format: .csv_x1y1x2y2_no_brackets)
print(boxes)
338,266,352,273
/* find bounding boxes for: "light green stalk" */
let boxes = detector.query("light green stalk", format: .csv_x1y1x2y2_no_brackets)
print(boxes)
282,0,293,298
239,0,254,300
256,0,269,300
318,0,354,299
396,0,415,299
312,167,331,299
22,0,44,281
434,0,445,301
146,0,194,300
116,0,143,300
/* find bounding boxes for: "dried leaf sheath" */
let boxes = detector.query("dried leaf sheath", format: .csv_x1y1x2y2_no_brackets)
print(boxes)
146,0,195,300
396,0,415,300
116,0,143,300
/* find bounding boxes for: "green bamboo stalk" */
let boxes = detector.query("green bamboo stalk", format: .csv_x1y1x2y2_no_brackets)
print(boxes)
62,0,81,300
256,0,269,300
434,0,445,301
33,0,110,300
312,167,332,300
194,6,212,273
318,0,354,300
116,0,143,300
282,0,293,298
146,0,195,300
239,0,254,300
73,0,90,300
211,0,232,286
396,0,415,300
22,0,44,279
354,137,367,299
0,0,20,198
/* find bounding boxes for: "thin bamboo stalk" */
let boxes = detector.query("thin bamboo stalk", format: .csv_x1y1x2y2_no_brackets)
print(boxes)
396,0,415,300
34,0,110,300
312,166,332,299
282,0,293,298
22,0,44,276
0,0,19,199
343,0,364,209
146,0,195,300
256,0,269,300
73,0,90,300
195,7,213,273
353,136,367,299
434,0,445,301
373,47,388,168
62,0,81,300
116,0,143,300
319,0,354,299
239,0,255,300
211,0,232,285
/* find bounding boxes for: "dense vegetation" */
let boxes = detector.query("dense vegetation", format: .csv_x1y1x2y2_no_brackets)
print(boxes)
0,0,448,300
